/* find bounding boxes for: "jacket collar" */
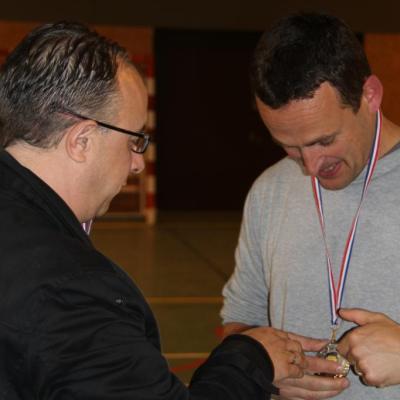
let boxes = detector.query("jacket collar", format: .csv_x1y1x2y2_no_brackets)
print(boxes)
0,150,92,247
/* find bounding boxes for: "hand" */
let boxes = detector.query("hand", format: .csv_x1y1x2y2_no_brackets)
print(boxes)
337,308,400,388
276,351,350,399
243,327,308,382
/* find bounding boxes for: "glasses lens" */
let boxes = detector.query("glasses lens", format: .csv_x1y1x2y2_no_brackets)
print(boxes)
131,136,148,153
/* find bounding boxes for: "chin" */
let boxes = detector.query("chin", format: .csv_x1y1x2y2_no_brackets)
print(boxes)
318,178,351,191
95,202,112,217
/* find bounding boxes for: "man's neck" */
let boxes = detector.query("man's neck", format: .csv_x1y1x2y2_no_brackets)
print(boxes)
5,143,87,223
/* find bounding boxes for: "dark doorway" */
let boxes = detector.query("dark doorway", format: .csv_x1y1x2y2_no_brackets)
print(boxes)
155,29,285,210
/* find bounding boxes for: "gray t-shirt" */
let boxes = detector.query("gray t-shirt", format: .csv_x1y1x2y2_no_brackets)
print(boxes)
222,147,400,399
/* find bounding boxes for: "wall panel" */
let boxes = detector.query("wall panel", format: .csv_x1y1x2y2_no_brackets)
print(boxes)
365,34,400,125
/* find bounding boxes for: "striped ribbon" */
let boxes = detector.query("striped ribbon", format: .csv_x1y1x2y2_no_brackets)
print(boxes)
311,110,382,327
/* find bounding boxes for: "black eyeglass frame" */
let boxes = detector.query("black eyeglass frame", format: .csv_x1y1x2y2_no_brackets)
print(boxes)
62,109,151,154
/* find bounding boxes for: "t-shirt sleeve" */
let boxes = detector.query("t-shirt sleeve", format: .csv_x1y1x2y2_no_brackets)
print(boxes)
221,184,270,326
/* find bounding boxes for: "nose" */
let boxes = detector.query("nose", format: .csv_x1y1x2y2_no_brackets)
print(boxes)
300,147,322,177
130,152,145,174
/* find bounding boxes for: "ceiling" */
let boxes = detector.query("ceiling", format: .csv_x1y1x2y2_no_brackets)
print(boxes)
1,0,399,33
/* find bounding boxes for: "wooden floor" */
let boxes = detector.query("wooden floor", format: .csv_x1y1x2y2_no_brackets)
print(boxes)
91,211,241,383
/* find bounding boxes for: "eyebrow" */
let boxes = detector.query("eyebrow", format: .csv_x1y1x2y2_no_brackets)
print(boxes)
272,132,338,148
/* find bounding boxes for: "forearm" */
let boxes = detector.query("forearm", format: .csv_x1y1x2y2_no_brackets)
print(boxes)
190,334,279,399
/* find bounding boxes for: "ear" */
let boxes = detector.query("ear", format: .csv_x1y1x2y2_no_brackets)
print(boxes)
362,75,383,113
63,120,98,163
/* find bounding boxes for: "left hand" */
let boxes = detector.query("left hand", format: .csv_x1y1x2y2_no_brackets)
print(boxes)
337,308,400,388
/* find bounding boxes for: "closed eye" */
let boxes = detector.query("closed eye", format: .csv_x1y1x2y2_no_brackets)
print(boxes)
305,134,337,148
318,137,335,147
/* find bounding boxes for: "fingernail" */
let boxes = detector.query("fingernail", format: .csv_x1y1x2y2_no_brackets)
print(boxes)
342,379,350,387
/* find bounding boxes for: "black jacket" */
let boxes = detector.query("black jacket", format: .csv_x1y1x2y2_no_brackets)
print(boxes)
0,151,278,399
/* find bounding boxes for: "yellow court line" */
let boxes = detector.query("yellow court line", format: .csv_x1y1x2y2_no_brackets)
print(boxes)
146,296,223,304
164,352,210,359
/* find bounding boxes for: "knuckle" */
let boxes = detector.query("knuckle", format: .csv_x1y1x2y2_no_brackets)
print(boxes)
362,368,379,386
348,331,361,345
294,340,303,351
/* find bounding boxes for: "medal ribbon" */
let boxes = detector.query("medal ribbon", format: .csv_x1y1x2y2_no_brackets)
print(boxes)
311,110,382,326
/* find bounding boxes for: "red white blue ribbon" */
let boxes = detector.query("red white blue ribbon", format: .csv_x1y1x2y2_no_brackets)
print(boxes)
311,110,382,326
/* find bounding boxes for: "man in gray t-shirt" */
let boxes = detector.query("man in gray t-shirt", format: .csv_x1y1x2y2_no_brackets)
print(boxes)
222,12,400,400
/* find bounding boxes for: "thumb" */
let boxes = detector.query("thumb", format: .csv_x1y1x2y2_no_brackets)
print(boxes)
288,332,328,352
339,308,386,326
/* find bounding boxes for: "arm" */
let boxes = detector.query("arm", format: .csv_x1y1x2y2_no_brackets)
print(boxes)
337,308,400,388
191,328,308,399
221,187,271,328
222,187,349,399
29,270,307,400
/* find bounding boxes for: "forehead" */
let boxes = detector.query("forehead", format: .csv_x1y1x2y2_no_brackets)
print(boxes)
116,63,148,126
256,83,347,143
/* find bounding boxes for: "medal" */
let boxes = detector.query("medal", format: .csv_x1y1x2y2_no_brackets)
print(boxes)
317,329,350,378
311,110,382,377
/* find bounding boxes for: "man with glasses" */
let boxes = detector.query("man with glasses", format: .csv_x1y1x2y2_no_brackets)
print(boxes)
0,21,323,399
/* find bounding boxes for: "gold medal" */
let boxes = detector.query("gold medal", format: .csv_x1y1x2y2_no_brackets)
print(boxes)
317,341,350,378
316,330,350,378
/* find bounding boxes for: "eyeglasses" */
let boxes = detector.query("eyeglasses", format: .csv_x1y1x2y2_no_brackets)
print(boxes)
62,109,151,154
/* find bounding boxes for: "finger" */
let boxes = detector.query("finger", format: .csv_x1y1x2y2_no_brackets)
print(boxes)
275,351,308,381
287,354,306,379
286,339,303,354
339,308,387,326
288,363,305,379
306,355,342,375
288,351,307,369
288,332,329,352
280,385,346,400
269,328,290,339
280,375,348,390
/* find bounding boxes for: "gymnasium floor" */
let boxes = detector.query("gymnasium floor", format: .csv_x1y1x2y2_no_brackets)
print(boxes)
91,211,242,383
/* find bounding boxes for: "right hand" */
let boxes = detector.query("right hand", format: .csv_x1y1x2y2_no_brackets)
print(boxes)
337,308,400,388
276,354,350,399
243,327,320,382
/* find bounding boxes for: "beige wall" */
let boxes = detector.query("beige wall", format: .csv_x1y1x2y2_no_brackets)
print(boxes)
365,34,400,125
